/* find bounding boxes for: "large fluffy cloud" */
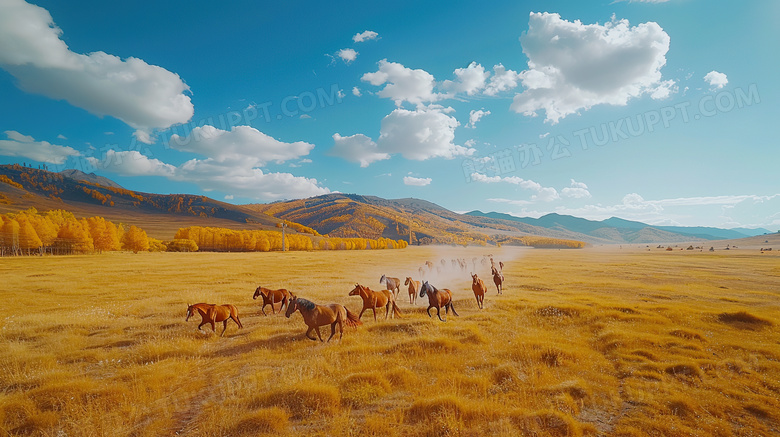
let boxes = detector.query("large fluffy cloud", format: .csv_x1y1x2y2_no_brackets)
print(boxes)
0,0,193,141
88,125,329,200
330,133,390,167
0,130,80,164
361,60,443,107
169,125,314,166
441,62,489,96
331,108,475,165
511,12,674,124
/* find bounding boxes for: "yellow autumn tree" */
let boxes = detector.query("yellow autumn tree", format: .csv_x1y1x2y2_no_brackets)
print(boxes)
122,225,149,253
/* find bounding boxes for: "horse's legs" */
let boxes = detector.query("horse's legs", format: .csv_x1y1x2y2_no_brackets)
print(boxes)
437,306,446,322
305,326,317,341
232,314,243,329
210,320,216,333
372,307,377,322
261,303,268,316
385,302,391,319
450,303,459,317
314,326,324,342
221,320,228,337
327,322,336,342
358,307,366,320
270,295,276,314
426,306,433,318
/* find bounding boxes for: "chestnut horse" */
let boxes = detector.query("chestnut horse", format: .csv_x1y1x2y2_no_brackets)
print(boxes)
349,284,402,321
379,274,401,297
471,273,486,309
404,277,421,305
285,295,361,342
252,285,291,315
492,266,504,295
419,281,459,322
186,303,243,337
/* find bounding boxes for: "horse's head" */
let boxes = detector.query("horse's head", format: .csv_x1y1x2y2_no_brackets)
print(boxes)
405,277,411,285
253,286,264,300
379,274,386,284
471,273,479,284
348,284,362,296
185,304,195,321
285,295,298,318
420,281,430,298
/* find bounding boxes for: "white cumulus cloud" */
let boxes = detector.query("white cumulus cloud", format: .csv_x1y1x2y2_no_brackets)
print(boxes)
361,59,443,107
561,179,592,199
353,30,379,43
704,71,728,89
331,133,390,167
442,62,489,96
403,176,432,186
466,109,491,128
0,0,193,138
0,130,80,164
169,125,314,166
377,108,474,160
484,64,523,96
511,12,673,124
337,48,358,63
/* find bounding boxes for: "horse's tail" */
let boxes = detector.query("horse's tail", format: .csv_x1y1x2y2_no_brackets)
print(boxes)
449,302,459,317
345,309,363,328
391,301,403,318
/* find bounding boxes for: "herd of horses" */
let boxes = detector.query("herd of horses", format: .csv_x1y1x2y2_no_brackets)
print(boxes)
185,257,506,342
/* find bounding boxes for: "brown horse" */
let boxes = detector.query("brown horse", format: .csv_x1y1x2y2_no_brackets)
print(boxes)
349,284,402,321
419,281,459,322
252,285,291,315
492,266,504,295
186,303,243,336
380,274,401,297
404,277,420,305
471,273,486,309
285,295,361,342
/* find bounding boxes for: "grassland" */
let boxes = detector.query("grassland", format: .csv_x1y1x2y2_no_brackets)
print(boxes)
1,246,778,436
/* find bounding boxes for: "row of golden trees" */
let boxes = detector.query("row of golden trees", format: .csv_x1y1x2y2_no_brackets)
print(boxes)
0,208,149,255
174,226,408,252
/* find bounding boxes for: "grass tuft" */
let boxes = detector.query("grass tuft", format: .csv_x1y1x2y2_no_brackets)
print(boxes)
717,311,773,329
231,407,289,435
251,384,340,419
510,409,583,437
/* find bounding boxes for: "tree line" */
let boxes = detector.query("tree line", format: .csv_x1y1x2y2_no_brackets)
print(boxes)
0,208,149,255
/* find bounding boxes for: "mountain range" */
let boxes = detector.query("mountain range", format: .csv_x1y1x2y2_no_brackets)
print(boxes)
0,164,772,244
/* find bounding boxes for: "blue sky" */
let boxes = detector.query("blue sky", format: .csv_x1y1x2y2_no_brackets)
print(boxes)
0,0,778,229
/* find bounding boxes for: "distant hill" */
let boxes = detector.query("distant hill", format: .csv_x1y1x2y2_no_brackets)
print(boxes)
0,164,282,239
465,211,763,243
60,169,124,189
246,194,592,246
2,164,759,246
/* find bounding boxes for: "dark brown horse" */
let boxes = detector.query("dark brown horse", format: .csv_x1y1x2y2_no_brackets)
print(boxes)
285,295,361,342
404,277,420,305
419,281,459,322
186,303,243,336
492,266,504,295
471,273,486,309
252,285,291,315
349,284,402,321
380,274,401,297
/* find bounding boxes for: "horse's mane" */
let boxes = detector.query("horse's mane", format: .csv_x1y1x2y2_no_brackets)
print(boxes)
295,297,316,311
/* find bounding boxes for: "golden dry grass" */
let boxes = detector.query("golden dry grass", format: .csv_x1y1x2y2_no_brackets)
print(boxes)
0,246,779,436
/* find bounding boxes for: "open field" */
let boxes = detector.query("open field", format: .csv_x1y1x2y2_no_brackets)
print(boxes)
1,246,779,436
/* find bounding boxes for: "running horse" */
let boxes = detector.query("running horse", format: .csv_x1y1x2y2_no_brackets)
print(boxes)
470,273,486,309
285,295,362,342
379,274,401,297
186,303,243,337
252,285,291,315
492,266,504,295
404,277,421,305
348,284,402,321
419,281,459,322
